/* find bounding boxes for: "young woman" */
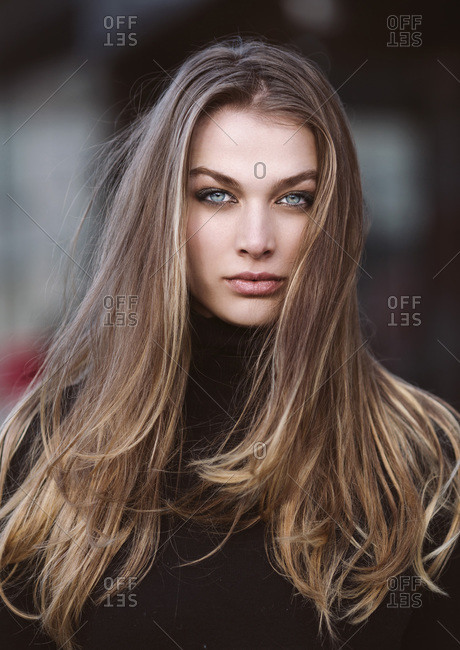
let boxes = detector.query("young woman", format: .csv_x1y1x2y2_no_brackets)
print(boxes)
0,36,459,650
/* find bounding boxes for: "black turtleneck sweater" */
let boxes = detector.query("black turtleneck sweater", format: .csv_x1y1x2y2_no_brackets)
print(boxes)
1,308,459,649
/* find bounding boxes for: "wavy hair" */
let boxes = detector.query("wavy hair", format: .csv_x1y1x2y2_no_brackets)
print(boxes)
1,36,459,649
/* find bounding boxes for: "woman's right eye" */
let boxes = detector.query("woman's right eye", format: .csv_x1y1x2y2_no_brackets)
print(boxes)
195,188,236,205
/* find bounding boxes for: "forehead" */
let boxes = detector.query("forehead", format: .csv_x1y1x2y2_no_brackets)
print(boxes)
189,107,317,175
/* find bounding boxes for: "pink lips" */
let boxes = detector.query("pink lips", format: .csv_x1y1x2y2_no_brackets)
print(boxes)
224,278,285,296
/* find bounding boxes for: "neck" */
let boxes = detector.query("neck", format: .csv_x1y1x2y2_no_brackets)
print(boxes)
189,305,270,358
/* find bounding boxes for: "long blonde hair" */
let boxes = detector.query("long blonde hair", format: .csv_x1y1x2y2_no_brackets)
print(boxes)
1,36,459,649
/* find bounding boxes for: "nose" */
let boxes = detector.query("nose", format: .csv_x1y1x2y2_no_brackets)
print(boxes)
235,201,275,259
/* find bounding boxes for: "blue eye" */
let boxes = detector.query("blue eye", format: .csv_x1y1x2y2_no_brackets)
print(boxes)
195,188,236,204
277,192,314,208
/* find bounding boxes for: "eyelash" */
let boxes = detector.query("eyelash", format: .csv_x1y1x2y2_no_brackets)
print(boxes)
194,188,315,210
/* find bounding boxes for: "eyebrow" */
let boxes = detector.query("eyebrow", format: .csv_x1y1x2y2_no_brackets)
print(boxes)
189,166,317,194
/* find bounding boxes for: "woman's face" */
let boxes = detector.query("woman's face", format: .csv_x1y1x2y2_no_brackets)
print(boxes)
186,107,317,327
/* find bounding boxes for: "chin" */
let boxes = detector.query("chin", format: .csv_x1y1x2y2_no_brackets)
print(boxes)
215,299,279,327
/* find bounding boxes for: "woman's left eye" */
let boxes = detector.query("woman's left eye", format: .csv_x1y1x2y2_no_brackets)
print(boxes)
277,192,314,208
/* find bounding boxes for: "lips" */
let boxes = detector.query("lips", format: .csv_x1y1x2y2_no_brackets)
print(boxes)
224,276,285,296
225,272,284,281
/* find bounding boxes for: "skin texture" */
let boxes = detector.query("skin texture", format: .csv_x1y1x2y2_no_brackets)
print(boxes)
186,107,317,327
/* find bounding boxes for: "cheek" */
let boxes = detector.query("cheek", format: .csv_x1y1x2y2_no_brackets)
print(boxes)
186,212,224,278
277,223,308,271
281,221,307,256
185,207,218,243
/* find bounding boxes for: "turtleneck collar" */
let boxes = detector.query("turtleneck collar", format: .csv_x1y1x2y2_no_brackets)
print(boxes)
189,306,270,358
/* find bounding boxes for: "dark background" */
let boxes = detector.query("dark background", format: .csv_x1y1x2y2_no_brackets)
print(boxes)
0,0,459,417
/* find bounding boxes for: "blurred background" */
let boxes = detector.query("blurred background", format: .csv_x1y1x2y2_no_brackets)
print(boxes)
0,0,459,420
